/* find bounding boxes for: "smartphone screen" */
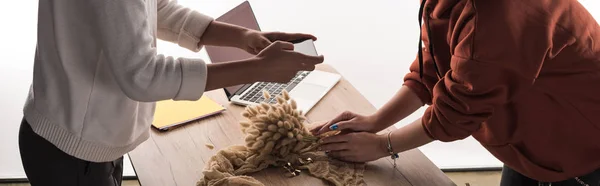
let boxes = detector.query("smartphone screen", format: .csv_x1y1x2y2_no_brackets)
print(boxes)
292,39,318,56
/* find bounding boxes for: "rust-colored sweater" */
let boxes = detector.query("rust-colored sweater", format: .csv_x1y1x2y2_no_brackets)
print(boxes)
403,0,600,182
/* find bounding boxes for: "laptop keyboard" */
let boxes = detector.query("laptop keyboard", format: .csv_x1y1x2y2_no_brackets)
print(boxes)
240,71,309,104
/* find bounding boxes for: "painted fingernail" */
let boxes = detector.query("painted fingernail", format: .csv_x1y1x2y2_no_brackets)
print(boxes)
329,124,338,130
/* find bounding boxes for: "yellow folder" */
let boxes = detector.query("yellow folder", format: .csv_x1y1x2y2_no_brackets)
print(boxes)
152,96,226,131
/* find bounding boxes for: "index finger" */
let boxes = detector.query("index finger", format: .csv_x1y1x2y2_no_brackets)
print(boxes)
296,54,324,65
287,33,317,42
316,112,351,135
266,32,317,42
310,121,328,135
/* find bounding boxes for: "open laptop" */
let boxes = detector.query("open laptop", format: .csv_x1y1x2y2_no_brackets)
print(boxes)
205,1,341,113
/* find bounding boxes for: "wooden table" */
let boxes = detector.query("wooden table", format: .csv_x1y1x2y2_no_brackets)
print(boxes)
129,64,456,186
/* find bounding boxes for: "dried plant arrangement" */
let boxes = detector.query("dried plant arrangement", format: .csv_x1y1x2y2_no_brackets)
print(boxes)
197,90,365,186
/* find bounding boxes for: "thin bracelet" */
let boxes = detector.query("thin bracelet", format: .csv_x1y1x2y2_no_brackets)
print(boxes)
387,130,400,168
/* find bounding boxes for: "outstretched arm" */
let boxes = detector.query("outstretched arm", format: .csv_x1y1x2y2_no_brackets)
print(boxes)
156,0,316,54
313,82,425,135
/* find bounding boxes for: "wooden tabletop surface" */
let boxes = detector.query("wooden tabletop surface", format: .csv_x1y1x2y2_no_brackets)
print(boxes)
128,64,455,186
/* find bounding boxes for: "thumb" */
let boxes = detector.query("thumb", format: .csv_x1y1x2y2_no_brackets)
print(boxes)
272,41,294,50
253,39,272,54
259,38,272,49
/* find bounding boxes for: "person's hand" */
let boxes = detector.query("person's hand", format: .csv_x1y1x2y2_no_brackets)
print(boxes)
242,30,317,54
310,111,381,136
252,41,324,83
318,132,388,163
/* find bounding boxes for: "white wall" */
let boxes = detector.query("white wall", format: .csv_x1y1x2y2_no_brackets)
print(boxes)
1,0,599,179
0,1,37,178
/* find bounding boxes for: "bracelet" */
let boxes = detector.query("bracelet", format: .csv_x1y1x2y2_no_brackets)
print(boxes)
387,130,400,168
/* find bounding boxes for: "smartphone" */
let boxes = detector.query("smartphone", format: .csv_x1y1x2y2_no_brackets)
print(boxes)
291,39,318,56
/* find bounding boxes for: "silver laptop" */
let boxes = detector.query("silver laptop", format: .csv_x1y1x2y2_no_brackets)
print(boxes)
205,1,341,113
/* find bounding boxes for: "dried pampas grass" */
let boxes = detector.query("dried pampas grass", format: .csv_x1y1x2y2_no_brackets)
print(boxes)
197,90,364,186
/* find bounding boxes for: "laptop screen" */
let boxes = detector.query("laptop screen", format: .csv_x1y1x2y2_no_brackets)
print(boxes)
204,1,260,96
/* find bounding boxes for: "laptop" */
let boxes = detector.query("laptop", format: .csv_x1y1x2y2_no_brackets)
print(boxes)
204,1,341,113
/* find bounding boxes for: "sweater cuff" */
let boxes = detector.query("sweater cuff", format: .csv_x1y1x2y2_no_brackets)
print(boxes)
178,11,214,52
174,58,207,100
403,80,432,105
421,107,438,140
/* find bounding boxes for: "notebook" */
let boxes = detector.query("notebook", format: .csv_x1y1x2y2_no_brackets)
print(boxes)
152,96,226,131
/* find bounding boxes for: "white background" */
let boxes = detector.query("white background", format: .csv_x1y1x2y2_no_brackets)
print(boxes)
1,0,599,179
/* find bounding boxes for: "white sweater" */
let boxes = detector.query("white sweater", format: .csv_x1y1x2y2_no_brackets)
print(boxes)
24,0,214,162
